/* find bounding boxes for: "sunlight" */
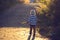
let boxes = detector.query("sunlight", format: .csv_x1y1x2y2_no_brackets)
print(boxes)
24,0,30,4
33,0,54,14
0,27,49,40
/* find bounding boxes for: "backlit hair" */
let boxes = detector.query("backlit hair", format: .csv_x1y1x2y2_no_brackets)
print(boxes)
30,9,36,15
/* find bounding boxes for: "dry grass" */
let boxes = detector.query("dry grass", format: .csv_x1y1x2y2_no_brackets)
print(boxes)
0,27,49,40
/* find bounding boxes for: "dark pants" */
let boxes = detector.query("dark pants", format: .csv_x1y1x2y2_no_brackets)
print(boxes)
28,25,36,40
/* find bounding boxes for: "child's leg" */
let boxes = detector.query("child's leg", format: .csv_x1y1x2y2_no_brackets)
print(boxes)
29,25,33,34
32,25,36,40
27,25,33,40
33,26,36,35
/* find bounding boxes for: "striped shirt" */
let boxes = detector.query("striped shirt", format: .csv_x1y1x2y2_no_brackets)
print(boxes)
28,15,37,25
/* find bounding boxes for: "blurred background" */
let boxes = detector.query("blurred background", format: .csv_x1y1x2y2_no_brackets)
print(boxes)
0,0,60,40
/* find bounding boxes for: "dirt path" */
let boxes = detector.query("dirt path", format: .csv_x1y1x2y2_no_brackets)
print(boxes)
0,27,49,40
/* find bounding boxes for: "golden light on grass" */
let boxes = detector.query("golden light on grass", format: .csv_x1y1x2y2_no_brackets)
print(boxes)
0,27,49,40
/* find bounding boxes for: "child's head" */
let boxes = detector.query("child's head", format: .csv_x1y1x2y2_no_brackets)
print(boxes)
30,9,36,15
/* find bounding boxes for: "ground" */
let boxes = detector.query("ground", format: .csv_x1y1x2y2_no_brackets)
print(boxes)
0,27,49,40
